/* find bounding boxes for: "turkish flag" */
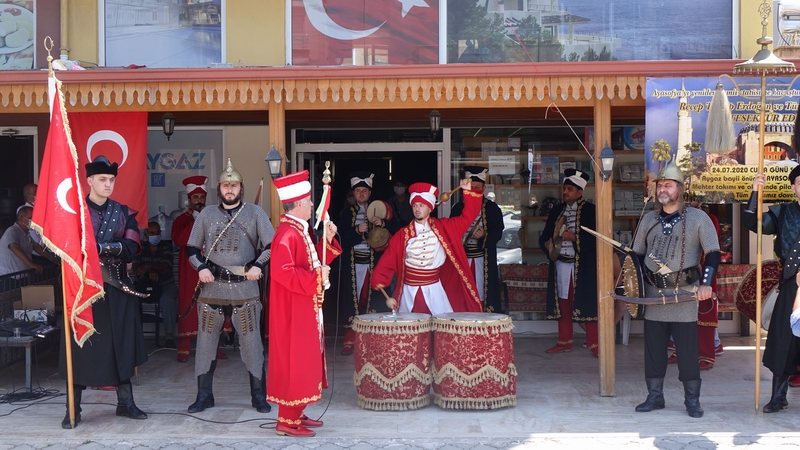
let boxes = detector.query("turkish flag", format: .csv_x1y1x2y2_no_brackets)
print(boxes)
70,112,148,228
292,0,438,66
31,88,104,346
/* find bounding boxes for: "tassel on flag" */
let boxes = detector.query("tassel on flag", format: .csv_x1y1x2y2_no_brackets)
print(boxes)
31,78,104,346
705,81,736,154
314,184,331,229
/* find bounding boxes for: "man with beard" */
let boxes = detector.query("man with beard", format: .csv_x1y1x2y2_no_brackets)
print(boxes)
744,164,800,413
172,175,228,362
185,159,275,414
539,168,598,356
632,158,719,419
60,155,147,428
371,179,482,314
451,166,504,313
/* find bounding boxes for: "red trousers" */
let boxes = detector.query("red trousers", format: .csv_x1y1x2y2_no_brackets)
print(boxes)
278,404,305,426
556,297,598,353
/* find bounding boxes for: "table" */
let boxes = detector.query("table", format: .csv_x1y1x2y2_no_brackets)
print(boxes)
0,336,34,392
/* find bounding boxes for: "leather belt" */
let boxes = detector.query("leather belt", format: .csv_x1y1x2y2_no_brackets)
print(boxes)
644,266,699,289
557,255,576,263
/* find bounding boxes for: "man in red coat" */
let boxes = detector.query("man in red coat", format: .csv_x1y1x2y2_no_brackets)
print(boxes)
371,179,482,314
171,176,226,363
267,170,341,437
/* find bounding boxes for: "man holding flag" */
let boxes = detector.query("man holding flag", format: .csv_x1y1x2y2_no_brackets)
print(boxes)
267,169,340,437
60,155,148,428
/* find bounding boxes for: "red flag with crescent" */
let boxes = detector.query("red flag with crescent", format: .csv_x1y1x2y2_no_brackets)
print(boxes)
70,111,148,228
31,84,104,347
292,0,438,65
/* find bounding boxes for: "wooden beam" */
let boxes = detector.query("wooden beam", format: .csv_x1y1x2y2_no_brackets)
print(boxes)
268,100,286,228
594,97,615,397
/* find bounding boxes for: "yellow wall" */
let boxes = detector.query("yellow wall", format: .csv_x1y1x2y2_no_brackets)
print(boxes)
227,126,273,213
739,0,769,59
226,0,286,66
68,0,98,64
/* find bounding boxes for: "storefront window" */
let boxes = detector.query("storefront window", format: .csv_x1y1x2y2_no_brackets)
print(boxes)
103,0,223,68
450,125,644,265
448,0,733,63
0,1,35,70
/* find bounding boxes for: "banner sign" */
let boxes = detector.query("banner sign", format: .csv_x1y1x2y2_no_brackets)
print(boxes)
645,77,799,203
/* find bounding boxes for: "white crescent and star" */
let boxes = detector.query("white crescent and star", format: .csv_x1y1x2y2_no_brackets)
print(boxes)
303,0,428,40
86,130,129,168
56,178,77,215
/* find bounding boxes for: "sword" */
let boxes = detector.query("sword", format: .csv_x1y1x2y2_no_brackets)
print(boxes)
612,291,718,305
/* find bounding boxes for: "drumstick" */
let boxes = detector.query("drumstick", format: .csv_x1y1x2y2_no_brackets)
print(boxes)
379,287,397,316
437,186,462,204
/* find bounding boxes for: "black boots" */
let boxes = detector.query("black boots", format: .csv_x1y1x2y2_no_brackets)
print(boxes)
250,367,271,413
683,379,704,418
61,385,84,429
635,378,665,412
116,382,148,419
763,374,790,413
188,359,217,413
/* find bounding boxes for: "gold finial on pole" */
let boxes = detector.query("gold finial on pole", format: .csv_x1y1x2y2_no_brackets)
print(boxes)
44,36,54,77
322,160,331,184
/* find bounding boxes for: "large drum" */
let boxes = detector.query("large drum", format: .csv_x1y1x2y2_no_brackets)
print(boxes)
431,312,517,409
352,312,432,410
734,260,782,329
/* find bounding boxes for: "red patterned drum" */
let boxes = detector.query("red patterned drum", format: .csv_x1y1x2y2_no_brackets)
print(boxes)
353,313,432,410
432,312,516,409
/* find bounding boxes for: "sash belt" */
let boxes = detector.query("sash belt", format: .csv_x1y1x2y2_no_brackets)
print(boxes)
405,266,440,286
644,267,699,289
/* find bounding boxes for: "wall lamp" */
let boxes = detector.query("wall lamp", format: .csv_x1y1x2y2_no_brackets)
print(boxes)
265,144,285,179
599,141,616,182
428,110,441,132
161,113,175,141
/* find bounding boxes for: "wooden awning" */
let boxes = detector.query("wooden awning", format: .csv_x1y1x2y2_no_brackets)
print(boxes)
0,60,745,114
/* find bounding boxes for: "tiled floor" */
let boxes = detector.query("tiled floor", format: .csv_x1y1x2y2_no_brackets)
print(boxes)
0,332,797,447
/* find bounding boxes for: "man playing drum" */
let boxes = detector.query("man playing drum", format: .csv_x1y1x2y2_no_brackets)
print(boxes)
744,163,800,413
371,179,482,314
450,166,505,313
337,171,399,355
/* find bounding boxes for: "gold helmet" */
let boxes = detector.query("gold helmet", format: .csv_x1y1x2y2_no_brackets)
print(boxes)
219,158,243,183
656,156,683,184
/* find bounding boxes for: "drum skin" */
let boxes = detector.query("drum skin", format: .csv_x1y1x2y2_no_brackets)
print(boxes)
367,226,391,252
431,312,517,409
367,200,393,221
353,313,432,410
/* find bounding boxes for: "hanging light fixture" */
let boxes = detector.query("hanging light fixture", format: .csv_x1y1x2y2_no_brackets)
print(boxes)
161,113,176,141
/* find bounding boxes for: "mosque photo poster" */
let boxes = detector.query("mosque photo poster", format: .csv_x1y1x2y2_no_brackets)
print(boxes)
645,77,800,203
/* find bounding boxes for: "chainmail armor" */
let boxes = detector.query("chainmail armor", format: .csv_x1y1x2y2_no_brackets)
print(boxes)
187,203,274,304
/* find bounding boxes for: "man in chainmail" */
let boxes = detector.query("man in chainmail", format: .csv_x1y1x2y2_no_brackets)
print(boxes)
743,163,800,413
539,168,598,356
632,158,719,419
185,158,275,414
451,166,504,313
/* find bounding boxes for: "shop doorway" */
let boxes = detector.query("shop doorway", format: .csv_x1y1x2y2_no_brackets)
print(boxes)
0,129,37,230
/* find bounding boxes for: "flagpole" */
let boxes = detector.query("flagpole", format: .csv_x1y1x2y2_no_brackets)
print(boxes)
46,37,76,428
321,161,331,289
61,262,77,428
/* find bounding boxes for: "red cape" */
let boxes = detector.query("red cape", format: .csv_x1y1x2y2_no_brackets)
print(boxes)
267,215,341,407
371,189,483,313
171,210,199,338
